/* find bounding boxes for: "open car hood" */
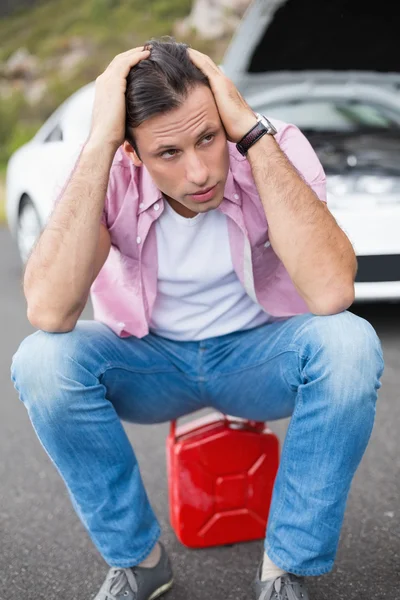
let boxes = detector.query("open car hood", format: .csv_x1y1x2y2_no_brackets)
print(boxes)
223,0,400,91
307,130,400,176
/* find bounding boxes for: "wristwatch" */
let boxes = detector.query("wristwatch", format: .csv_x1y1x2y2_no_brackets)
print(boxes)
236,113,277,156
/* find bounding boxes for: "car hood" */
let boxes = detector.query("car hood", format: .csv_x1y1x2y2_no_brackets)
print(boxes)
306,130,400,175
250,0,398,74
223,0,400,87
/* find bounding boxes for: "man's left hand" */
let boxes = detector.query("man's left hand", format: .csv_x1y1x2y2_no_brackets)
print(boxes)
188,48,257,143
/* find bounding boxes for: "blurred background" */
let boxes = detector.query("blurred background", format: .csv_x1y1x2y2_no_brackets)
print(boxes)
0,0,245,222
0,1,399,599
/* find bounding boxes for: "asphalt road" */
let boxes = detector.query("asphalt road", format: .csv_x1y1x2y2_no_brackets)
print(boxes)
0,225,399,600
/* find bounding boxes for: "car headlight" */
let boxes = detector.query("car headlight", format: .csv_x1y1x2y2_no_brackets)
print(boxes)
326,175,400,207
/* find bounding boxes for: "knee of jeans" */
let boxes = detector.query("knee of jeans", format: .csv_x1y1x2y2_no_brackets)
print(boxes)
296,311,384,387
10,327,93,413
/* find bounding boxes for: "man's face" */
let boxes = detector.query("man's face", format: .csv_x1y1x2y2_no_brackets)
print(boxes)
124,84,230,218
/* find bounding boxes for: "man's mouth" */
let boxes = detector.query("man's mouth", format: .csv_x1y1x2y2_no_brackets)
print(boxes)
190,184,217,203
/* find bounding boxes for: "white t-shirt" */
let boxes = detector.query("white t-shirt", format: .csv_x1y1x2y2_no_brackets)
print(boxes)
149,201,271,341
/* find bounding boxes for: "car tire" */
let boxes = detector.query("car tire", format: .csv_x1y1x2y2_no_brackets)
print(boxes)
17,195,42,265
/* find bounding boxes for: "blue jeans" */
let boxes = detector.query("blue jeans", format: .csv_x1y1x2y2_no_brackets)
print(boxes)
10,311,384,576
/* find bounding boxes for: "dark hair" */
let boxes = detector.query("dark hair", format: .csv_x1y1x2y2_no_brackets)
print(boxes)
125,37,210,154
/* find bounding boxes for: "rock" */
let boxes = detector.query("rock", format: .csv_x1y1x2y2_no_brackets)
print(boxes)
60,47,89,75
175,0,252,40
5,47,40,80
54,37,92,77
24,78,48,104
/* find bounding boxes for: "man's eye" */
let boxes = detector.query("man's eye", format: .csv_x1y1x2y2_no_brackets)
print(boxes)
161,149,178,159
201,134,214,145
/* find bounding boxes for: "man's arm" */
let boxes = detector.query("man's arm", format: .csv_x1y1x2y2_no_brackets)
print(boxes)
24,46,150,332
246,132,357,315
188,48,356,315
24,142,113,332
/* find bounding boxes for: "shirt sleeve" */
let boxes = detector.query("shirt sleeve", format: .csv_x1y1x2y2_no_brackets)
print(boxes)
276,122,327,203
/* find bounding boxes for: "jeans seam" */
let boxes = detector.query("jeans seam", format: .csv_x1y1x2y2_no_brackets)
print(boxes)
68,356,179,381
101,364,178,376
68,355,112,381
100,364,208,385
265,346,306,559
203,346,302,379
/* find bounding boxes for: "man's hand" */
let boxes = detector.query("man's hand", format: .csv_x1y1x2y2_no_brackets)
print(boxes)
89,46,150,151
188,48,257,143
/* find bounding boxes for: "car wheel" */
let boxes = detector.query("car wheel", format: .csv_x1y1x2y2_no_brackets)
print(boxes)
17,196,42,264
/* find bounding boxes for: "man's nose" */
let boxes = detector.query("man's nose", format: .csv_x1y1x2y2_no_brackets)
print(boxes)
185,153,209,188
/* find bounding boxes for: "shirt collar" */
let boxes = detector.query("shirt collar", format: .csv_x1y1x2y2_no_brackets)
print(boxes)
223,167,242,206
137,165,163,214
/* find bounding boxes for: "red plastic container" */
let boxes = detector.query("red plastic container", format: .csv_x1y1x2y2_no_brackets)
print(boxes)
166,412,280,548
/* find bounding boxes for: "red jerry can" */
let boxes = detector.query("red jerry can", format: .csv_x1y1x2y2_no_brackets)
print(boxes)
166,412,280,548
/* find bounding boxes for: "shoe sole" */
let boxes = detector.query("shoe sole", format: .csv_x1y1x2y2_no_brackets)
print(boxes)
148,578,174,600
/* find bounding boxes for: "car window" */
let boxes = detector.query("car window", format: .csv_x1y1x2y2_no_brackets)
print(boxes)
264,98,400,132
44,123,63,143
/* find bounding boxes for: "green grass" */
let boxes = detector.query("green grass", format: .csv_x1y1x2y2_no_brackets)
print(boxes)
0,164,6,225
0,0,222,63
0,201,5,225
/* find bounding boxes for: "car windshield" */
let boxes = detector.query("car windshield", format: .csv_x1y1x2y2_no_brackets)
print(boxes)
265,98,400,133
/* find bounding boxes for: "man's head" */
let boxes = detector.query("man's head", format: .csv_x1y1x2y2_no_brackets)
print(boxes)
123,38,230,217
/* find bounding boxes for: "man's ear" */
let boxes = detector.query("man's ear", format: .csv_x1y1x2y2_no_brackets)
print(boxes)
123,140,142,167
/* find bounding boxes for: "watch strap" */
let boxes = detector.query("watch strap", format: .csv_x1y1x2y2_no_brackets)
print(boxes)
236,121,269,156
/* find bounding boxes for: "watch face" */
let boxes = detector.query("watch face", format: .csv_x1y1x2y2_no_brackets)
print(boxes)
257,114,277,135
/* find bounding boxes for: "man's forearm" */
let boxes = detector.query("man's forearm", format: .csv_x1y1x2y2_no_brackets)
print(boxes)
24,140,114,330
247,134,357,315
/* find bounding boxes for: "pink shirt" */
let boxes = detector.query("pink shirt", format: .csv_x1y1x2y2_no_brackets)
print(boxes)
91,119,327,338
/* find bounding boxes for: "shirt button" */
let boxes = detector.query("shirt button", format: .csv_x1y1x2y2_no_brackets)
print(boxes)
136,236,141,244
234,193,239,200
154,203,160,211
118,322,125,329
139,203,144,209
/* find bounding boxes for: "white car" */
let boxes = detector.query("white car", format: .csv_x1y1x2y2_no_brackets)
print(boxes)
6,82,95,264
6,0,400,300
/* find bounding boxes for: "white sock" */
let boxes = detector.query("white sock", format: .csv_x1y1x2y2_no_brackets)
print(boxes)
137,542,161,568
261,552,287,581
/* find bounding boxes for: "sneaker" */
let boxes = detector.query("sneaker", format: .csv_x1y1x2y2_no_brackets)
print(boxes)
254,566,310,600
94,543,173,600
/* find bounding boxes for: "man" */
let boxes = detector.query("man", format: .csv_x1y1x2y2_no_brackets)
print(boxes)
11,39,384,600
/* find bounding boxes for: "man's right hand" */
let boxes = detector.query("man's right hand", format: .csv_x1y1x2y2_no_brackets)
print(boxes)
88,46,151,151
